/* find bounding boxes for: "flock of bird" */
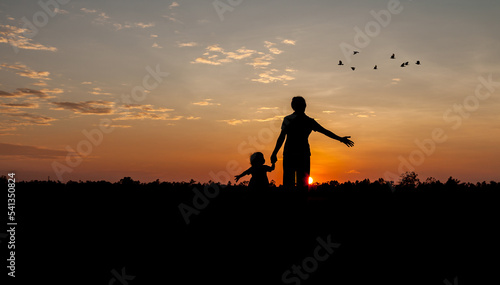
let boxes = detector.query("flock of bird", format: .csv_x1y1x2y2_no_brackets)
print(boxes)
339,51,421,71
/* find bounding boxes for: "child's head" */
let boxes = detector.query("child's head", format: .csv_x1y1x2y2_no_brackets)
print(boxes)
291,96,306,113
250,152,265,166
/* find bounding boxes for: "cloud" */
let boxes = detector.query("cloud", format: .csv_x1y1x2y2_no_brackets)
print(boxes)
81,8,155,30
32,81,48,87
264,41,275,49
282,39,296,45
258,107,279,110
268,47,283,55
192,41,296,84
113,104,175,121
150,34,158,38
251,69,295,84
350,111,376,118
169,2,180,9
0,88,53,99
191,57,221,65
40,88,64,94
162,15,183,24
263,41,282,54
391,78,401,85
121,104,174,112
253,115,284,122
0,143,68,159
51,101,115,115
178,42,198,47
152,42,162,49
81,81,92,85
54,8,69,14
322,110,336,114
0,24,57,52
0,90,14,97
109,124,132,128
90,87,111,95
1,63,51,80
1,102,38,109
192,99,221,106
218,119,251,126
0,126,17,135
346,170,360,174
7,112,56,125
134,22,155,28
246,54,274,68
195,45,257,64
81,8,97,13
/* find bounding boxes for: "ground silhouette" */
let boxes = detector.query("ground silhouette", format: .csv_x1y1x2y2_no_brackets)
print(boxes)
6,174,499,284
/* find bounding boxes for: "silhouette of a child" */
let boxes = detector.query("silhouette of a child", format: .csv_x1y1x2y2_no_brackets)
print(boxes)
235,152,275,190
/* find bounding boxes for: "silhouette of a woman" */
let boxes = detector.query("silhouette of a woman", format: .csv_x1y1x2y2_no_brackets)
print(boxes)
271,96,354,191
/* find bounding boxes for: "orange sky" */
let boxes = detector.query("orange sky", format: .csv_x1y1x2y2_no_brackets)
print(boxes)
1,0,499,184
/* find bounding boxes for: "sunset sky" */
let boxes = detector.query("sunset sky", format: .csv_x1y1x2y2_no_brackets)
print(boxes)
1,0,499,184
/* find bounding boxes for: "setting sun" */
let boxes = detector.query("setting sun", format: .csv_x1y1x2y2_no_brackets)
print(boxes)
308,177,313,185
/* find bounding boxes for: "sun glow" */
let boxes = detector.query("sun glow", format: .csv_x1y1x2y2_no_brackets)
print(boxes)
308,177,313,185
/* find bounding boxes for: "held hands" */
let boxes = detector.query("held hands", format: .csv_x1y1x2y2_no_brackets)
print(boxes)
234,175,241,183
340,136,354,147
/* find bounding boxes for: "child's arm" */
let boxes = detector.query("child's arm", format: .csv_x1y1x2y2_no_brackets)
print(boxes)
235,167,251,183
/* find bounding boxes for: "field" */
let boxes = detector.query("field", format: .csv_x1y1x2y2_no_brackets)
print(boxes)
8,177,500,284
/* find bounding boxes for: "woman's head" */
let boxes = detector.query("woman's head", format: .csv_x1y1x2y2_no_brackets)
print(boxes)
291,96,306,113
250,152,265,166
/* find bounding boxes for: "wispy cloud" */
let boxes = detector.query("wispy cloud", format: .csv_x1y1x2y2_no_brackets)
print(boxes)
192,99,221,106
218,119,251,126
346,170,360,174
152,42,162,49
0,88,53,99
251,69,295,85
80,8,97,13
169,2,180,9
0,24,57,52
113,104,175,121
178,42,198,47
7,112,56,125
1,102,39,109
81,8,155,30
54,8,69,14
51,101,115,115
246,54,274,68
90,87,112,95
134,22,155,28
0,143,68,159
1,63,51,80
282,39,296,45
350,111,376,118
191,57,221,65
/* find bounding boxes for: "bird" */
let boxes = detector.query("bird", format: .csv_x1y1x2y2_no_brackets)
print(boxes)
405,61,409,66
390,53,395,59
416,60,421,65
338,60,344,65
351,67,356,71
353,51,359,55
400,63,405,67
374,65,378,70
